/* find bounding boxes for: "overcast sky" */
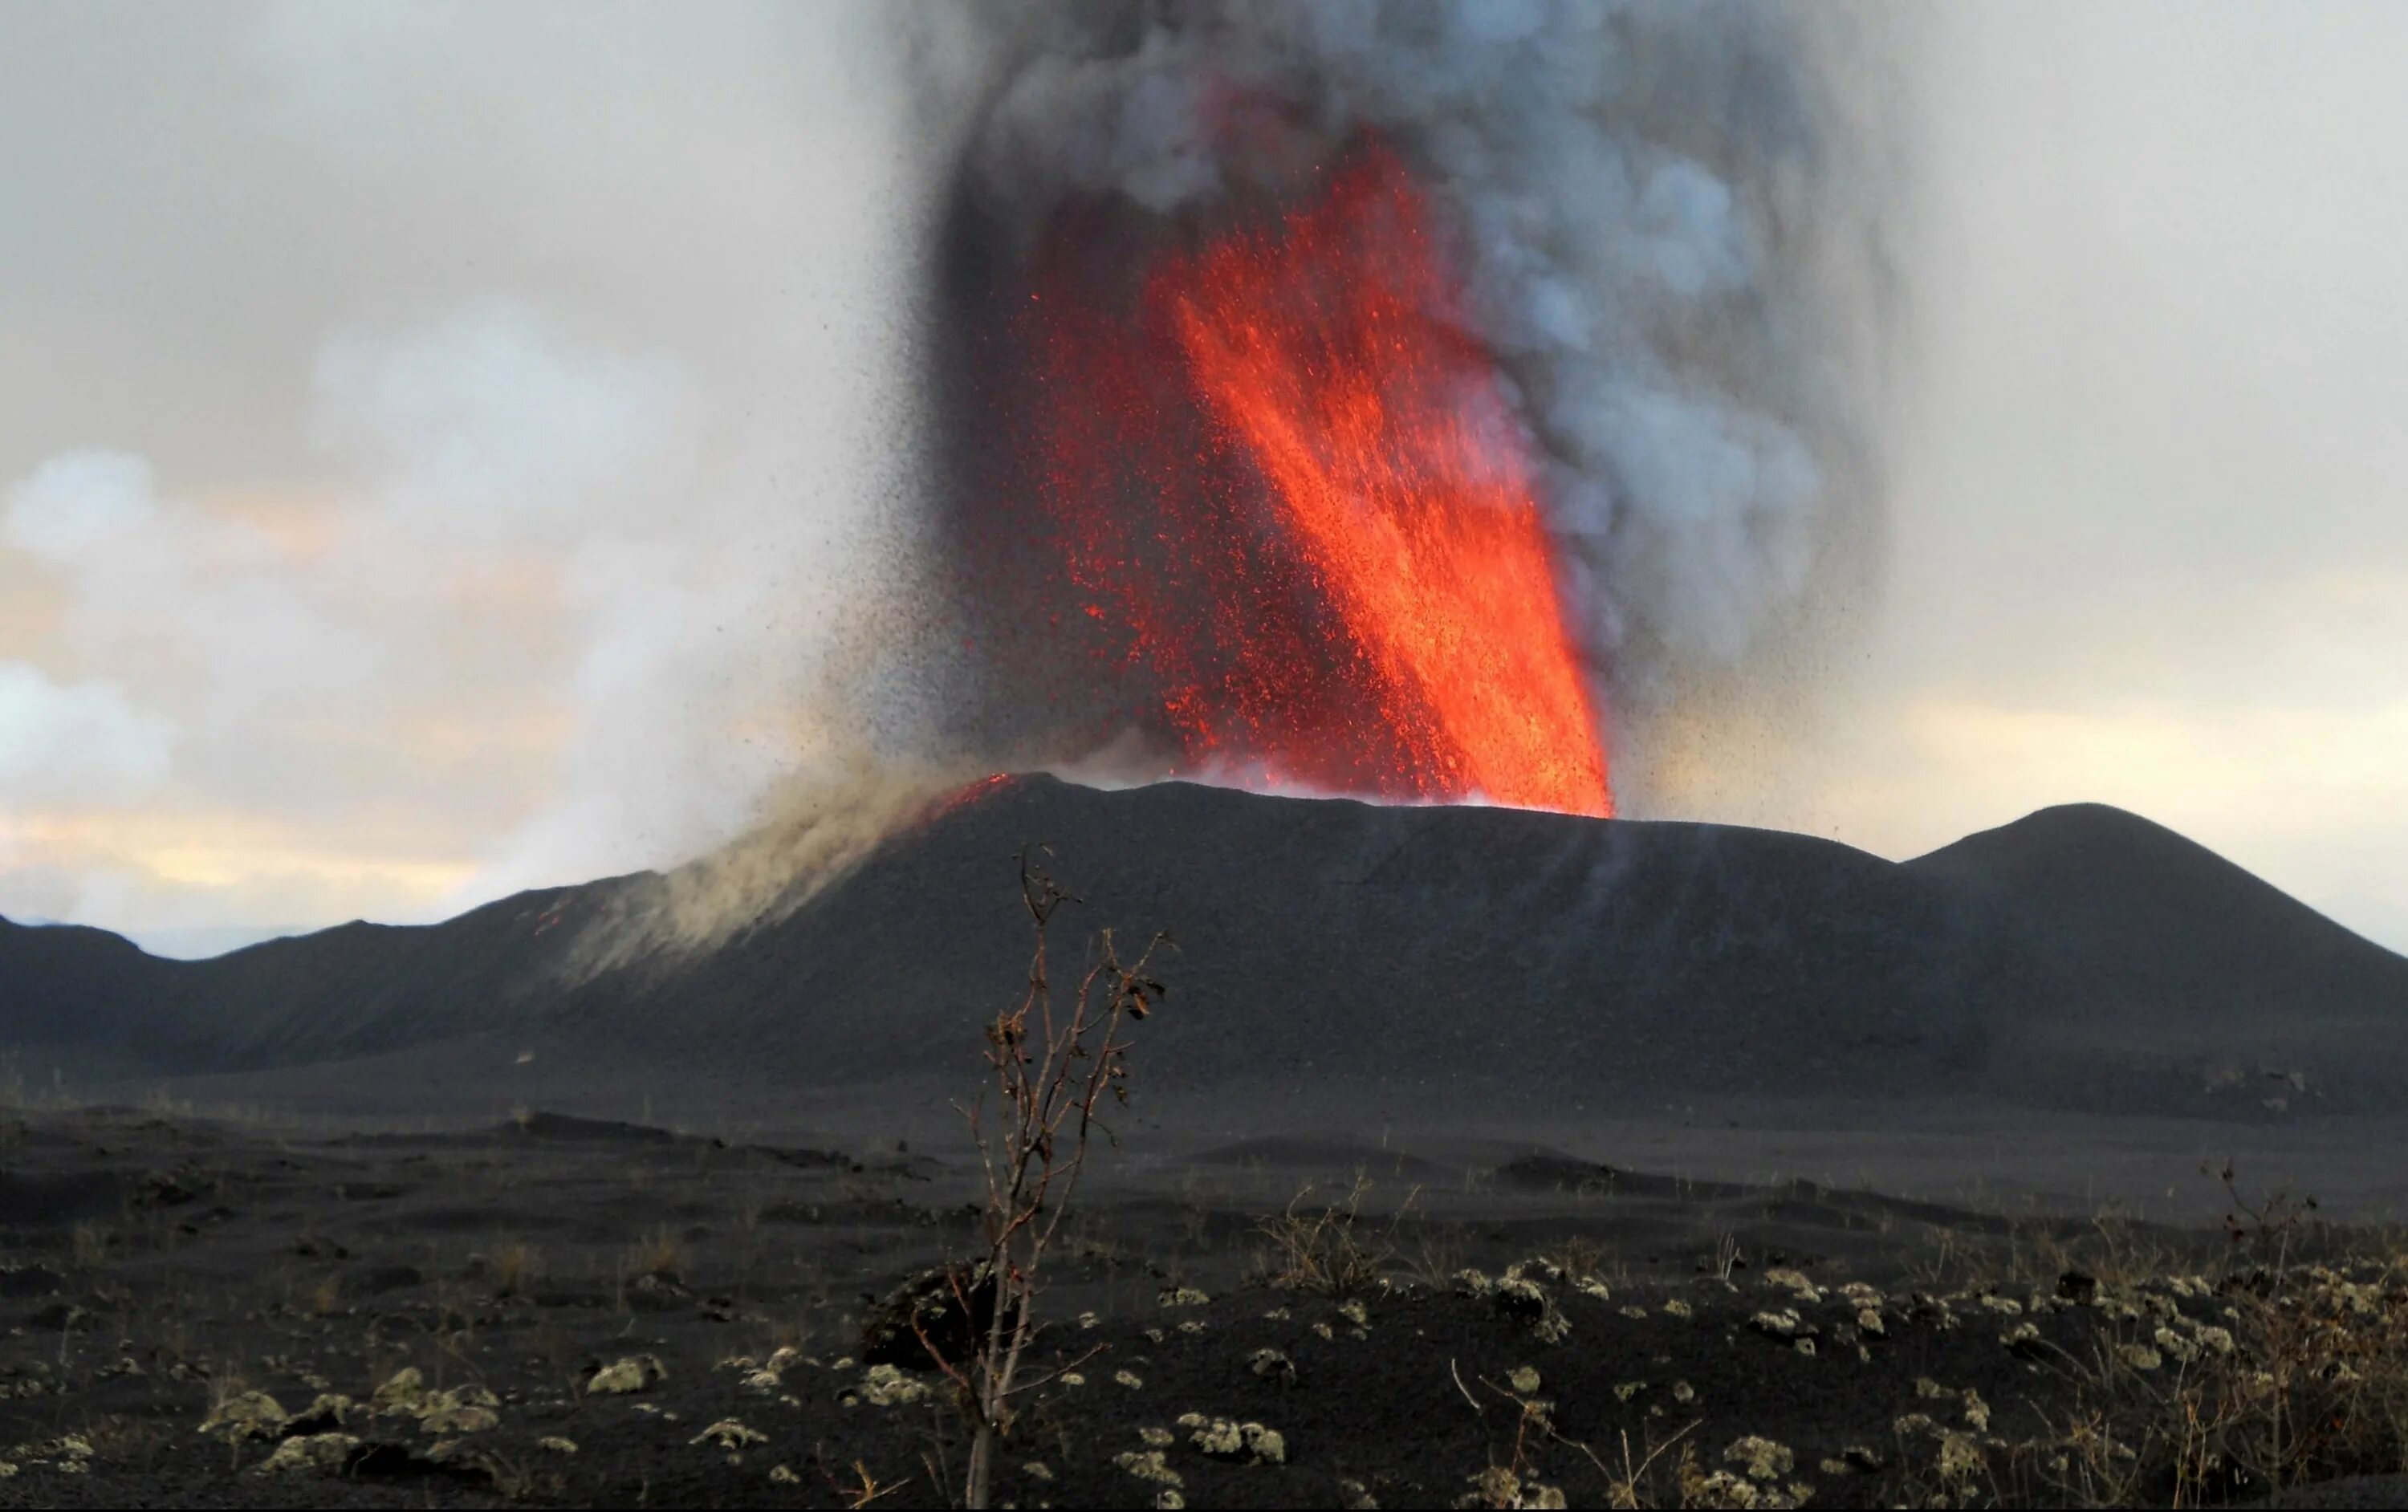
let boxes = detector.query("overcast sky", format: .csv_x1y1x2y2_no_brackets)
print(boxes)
3,2,2405,957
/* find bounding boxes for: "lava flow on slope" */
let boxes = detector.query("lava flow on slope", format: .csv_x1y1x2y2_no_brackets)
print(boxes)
944,140,1613,817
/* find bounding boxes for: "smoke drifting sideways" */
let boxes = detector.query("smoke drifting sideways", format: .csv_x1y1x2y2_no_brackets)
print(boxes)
913,1,1901,819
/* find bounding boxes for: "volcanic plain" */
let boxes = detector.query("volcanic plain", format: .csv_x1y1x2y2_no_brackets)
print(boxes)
5,776,2408,1507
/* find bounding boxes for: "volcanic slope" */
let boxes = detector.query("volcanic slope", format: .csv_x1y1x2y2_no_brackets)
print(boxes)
5,778,2405,1116
1907,803,2408,1108
1909,803,2398,1034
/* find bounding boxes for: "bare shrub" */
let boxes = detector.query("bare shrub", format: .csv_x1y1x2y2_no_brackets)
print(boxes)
918,847,1168,1510
1402,1223,1470,1290
1540,1234,1606,1283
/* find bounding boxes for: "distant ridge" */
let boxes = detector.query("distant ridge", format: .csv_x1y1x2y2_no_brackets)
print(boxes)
4,780,2403,1116
1909,803,2406,1035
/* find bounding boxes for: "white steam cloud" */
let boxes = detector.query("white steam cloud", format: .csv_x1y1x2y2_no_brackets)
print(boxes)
944,0,1893,743
0,2,932,950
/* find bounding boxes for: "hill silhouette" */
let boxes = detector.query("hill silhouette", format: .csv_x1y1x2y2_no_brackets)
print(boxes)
4,778,2402,1117
1909,803,2397,1031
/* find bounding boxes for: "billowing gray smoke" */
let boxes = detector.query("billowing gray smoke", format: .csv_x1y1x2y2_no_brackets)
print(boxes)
929,0,1896,795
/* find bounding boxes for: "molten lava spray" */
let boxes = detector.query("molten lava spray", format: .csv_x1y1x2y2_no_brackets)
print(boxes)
995,146,1609,815
1165,152,1610,814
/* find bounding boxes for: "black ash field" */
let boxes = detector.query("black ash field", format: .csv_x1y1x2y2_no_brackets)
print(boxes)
5,779,2408,1507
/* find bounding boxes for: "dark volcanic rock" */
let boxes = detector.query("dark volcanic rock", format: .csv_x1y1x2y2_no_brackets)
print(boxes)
860,1262,997,1369
4,778,2404,1116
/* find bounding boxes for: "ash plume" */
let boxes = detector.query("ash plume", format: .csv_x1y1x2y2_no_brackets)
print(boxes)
917,0,1898,806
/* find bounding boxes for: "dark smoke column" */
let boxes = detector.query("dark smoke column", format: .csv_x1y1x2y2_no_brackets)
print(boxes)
918,2,1890,811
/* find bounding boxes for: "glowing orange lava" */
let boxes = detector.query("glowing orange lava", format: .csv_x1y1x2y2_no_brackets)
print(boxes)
986,142,1613,816
1164,152,1611,815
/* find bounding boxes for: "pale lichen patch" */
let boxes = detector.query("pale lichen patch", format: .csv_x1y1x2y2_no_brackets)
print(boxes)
254,1433,358,1476
200,1391,289,1444
586,1355,667,1395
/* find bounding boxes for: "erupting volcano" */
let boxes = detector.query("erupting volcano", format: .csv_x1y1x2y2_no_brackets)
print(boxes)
946,144,1613,817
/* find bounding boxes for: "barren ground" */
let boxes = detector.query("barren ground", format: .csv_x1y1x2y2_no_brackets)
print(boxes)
5,1103,2406,1508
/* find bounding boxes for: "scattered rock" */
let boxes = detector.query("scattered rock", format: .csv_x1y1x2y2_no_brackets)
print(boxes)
1116,1449,1183,1489
1179,1412,1286,1464
1460,1465,1566,1508
1493,1277,1571,1343
1938,1430,1987,1482
254,1433,359,1477
1746,1308,1815,1344
586,1355,667,1395
1248,1346,1297,1387
1724,1435,1795,1482
284,1392,355,1434
4,1435,92,1476
860,1262,994,1368
372,1368,426,1414
1763,1269,1823,1303
692,1419,769,1449
199,1390,288,1444
844,1364,928,1408
417,1384,501,1434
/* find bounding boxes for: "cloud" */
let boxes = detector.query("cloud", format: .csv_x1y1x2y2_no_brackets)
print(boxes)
3,451,158,562
0,303,734,924
0,662,173,807
311,302,699,547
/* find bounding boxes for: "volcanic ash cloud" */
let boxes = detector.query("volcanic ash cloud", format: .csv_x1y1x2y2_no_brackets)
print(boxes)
920,1,1896,808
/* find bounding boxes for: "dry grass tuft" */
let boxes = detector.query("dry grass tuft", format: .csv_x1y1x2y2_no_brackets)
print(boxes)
629,1227,683,1282
1255,1176,1399,1297
70,1221,111,1269
491,1241,542,1297
1975,1171,2408,1507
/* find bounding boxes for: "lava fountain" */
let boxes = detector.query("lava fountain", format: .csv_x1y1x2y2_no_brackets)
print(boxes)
943,142,1613,817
